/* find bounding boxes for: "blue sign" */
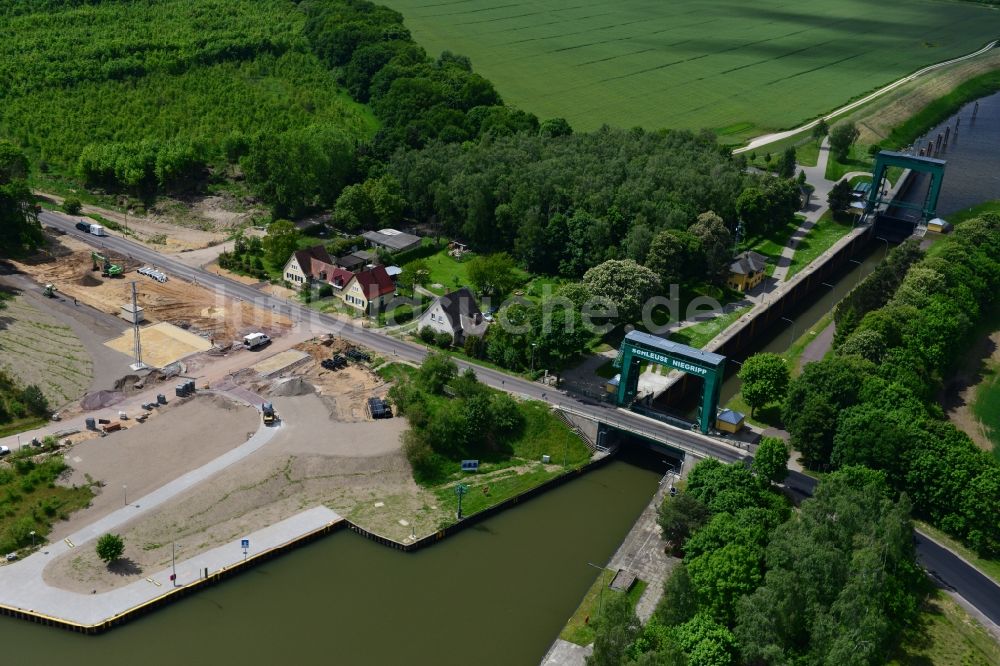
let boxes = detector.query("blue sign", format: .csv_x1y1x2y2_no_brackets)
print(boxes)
241,539,249,550
461,460,479,472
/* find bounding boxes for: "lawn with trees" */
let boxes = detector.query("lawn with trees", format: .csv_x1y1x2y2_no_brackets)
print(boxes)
386,355,591,517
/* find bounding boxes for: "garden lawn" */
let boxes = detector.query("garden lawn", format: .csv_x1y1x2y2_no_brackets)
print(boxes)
421,248,531,296
378,0,999,138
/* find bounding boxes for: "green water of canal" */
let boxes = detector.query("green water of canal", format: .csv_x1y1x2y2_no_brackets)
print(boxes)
0,458,660,665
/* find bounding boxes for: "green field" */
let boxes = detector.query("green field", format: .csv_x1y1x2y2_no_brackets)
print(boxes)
380,0,1000,138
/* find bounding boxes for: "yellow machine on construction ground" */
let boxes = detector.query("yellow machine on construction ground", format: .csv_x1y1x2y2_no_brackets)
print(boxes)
262,402,277,426
43,284,56,298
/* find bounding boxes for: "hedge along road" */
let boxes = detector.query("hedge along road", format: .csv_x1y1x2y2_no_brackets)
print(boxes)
37,210,1000,628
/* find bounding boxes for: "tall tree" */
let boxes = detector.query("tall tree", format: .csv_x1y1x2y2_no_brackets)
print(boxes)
0,141,42,254
467,252,518,298
646,229,703,286
778,146,796,179
827,179,853,217
587,593,642,666
753,437,789,485
263,220,301,268
582,259,660,324
829,122,860,161
688,211,733,282
738,353,789,417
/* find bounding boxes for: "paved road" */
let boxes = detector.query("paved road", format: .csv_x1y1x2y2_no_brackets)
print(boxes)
38,211,1000,628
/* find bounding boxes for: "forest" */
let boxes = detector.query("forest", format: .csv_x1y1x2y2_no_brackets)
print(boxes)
0,0,374,199
590,459,926,666
786,214,1000,557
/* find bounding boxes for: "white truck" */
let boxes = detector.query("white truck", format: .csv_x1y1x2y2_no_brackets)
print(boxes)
89,223,107,237
243,332,271,350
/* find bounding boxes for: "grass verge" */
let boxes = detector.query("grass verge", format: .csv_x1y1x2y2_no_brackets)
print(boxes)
669,306,751,349
889,69,1000,149
949,200,1000,226
890,588,1000,666
0,417,48,439
786,212,855,279
560,572,648,646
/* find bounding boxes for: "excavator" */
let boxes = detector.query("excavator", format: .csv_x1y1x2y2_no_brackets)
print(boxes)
91,251,124,277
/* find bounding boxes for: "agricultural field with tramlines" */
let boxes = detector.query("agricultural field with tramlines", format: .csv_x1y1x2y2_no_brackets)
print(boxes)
381,0,1000,139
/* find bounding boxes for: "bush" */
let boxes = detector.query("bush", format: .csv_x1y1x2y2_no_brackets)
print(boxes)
434,331,453,348
418,326,437,344
96,533,125,563
20,385,49,417
61,197,82,215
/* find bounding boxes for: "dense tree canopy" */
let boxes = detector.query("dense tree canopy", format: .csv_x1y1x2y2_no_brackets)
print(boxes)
0,141,41,254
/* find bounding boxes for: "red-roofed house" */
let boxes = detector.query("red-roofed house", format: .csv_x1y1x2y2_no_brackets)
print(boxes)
282,245,333,286
312,260,354,291
342,266,396,314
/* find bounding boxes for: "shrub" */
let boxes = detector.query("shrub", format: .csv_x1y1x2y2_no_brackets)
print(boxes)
418,326,436,344
96,533,125,563
434,331,453,348
62,197,82,215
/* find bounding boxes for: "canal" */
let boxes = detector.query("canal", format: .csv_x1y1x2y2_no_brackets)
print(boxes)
913,90,1000,217
717,245,883,405
0,457,660,665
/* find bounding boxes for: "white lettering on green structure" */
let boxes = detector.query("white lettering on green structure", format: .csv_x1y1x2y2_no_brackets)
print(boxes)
631,348,709,376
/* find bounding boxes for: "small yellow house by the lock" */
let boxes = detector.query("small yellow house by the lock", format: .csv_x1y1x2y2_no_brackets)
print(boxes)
727,251,768,292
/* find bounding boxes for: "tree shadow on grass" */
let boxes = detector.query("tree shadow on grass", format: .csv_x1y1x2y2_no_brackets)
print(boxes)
107,557,142,576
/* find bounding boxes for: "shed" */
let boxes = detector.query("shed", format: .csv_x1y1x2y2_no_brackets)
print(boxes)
716,408,745,433
362,228,422,254
120,303,145,324
927,218,952,234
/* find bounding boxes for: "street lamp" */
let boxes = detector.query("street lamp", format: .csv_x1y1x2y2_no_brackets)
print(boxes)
848,258,863,287
586,561,609,620
29,530,35,548
530,343,537,374
781,316,797,344
455,483,469,520
172,542,178,587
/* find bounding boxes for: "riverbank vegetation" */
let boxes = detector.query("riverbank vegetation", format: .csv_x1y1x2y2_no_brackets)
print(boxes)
589,460,929,666
787,214,1000,557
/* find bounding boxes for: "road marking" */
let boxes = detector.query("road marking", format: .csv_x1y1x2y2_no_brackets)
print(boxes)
64,539,74,548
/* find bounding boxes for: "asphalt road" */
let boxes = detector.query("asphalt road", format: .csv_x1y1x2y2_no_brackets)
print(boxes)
38,211,1000,627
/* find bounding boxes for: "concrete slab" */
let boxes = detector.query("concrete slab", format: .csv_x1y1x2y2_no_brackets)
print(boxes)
540,639,593,666
104,321,212,368
251,349,310,377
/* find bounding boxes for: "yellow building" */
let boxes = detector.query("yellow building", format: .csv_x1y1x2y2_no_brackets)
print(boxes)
727,251,767,292
716,408,745,434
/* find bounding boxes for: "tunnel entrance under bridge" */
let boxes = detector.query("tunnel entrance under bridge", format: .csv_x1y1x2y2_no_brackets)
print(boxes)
614,330,727,435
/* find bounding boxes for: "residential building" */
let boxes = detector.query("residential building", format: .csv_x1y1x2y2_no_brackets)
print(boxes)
362,228,422,254
282,245,332,285
312,260,354,291
342,265,396,314
416,287,489,345
727,251,767,292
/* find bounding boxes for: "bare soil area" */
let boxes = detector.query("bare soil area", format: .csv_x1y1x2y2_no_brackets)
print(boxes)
44,392,441,594
47,394,257,542
38,191,262,252
943,329,1000,452
13,232,291,342
292,338,393,421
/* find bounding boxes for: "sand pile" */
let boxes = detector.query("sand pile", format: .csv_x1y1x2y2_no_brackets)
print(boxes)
270,376,314,397
77,274,101,287
80,389,124,410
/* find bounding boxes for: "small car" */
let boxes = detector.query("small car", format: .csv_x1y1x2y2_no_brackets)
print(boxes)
0,445,10,457
5,552,17,562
